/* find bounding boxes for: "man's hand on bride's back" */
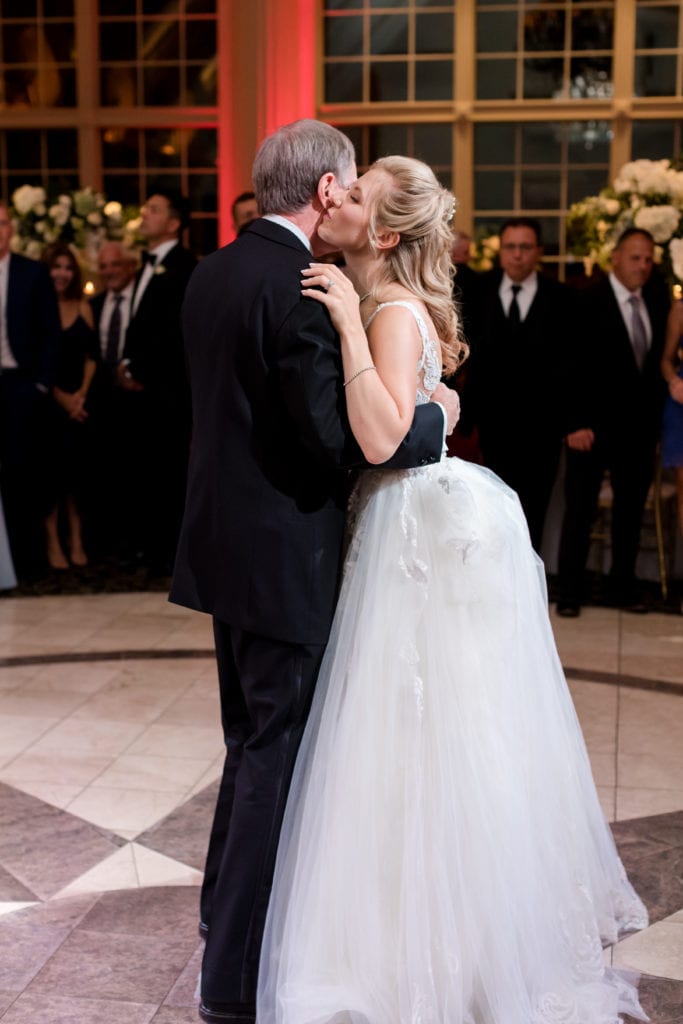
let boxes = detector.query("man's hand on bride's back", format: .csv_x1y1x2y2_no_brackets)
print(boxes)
430,383,460,435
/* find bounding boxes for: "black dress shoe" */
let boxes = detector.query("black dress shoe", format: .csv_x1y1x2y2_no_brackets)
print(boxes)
556,601,580,618
199,999,256,1023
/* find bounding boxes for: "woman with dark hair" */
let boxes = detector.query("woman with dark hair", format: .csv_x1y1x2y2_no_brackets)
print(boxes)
42,243,99,569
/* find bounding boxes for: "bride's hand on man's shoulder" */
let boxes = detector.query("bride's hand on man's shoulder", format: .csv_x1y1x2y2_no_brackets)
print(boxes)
301,263,363,335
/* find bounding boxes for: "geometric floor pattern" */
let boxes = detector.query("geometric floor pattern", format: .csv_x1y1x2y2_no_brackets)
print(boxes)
0,592,682,1022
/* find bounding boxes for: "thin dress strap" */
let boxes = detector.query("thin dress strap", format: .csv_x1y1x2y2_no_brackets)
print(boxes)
364,300,440,400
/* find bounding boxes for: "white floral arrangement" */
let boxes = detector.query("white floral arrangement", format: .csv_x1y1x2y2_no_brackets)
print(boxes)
470,232,500,272
10,185,142,271
567,158,683,287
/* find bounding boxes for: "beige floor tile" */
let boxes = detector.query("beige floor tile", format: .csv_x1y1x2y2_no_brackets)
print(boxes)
568,679,618,754
0,714,59,765
187,760,223,798
70,689,180,725
67,785,189,835
0,751,111,786
0,666,39,690
93,754,214,793
24,662,122,694
552,607,620,673
618,653,683,685
125,723,223,760
613,920,683,981
615,787,683,821
0,688,88,718
4,779,84,809
586,751,616,787
131,843,203,887
596,786,616,822
25,717,146,758
0,902,38,918
155,696,220,728
54,843,139,897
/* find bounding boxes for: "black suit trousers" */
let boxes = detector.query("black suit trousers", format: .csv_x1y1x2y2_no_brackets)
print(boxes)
201,619,326,1006
557,433,657,602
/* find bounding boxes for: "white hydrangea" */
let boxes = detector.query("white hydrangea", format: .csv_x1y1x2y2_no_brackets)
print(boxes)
12,185,47,215
103,200,122,219
633,204,680,242
614,159,673,197
49,203,70,226
670,238,683,284
86,211,102,226
599,197,620,216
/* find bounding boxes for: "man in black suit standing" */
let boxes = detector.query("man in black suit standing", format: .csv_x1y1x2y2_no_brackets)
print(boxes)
170,119,457,1024
556,227,669,616
0,200,60,572
463,217,572,551
118,190,196,573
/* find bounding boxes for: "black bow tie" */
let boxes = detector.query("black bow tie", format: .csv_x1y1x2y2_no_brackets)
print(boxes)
142,251,157,267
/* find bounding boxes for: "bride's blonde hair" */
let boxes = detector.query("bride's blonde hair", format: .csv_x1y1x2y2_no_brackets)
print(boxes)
366,156,467,375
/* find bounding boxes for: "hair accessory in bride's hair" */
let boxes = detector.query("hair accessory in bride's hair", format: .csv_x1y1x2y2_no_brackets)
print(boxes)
447,196,457,224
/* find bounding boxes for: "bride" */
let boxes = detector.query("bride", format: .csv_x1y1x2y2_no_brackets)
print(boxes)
256,156,648,1024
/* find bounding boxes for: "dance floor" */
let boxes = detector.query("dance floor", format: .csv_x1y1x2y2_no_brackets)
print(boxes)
0,592,681,1023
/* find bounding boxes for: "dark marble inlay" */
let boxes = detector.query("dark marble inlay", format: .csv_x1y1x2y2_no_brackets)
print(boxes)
28,929,198,1004
0,784,124,900
152,1008,199,1023
613,811,683,926
75,886,200,940
0,992,158,1023
162,942,203,1008
135,781,218,872
0,991,20,1016
564,665,683,696
638,974,683,1024
8,895,98,930
0,650,214,669
0,923,71,990
0,864,38,903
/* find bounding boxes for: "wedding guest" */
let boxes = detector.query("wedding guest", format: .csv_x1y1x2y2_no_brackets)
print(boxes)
0,200,60,574
41,244,99,569
660,297,683,536
556,227,669,616
231,191,259,235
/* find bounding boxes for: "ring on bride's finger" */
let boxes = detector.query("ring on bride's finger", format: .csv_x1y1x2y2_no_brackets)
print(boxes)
326,278,334,289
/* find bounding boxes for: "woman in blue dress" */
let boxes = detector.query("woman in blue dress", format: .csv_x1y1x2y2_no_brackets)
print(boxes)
661,298,683,536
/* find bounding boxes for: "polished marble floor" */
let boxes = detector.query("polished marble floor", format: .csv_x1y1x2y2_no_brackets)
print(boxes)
0,592,681,1022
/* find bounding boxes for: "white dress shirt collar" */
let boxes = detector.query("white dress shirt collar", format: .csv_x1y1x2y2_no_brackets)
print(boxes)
262,215,312,254
499,270,538,320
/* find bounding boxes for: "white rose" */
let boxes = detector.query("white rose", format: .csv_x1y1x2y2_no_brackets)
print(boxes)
58,194,72,207
34,220,46,235
25,240,43,260
12,185,36,215
87,211,102,226
103,201,122,219
633,204,680,242
49,203,70,226
670,238,683,284
601,198,620,216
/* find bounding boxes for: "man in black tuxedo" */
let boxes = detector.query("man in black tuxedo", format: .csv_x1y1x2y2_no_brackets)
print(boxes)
118,190,197,573
463,217,572,551
170,119,456,1024
88,242,137,555
556,227,669,616
0,200,60,572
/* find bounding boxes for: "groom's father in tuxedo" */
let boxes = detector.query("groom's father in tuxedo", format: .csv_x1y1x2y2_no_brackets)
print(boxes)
170,119,456,1024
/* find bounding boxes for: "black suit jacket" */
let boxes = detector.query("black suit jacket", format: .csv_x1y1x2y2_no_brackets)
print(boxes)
464,269,574,444
6,253,60,389
170,218,445,645
123,242,197,411
565,276,669,441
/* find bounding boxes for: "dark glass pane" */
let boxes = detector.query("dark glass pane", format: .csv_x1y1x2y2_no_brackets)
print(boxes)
3,24,38,61
524,10,564,52
188,128,217,167
523,57,563,99
636,6,678,49
567,120,612,162
186,62,216,104
634,54,676,97
368,124,408,160
474,170,514,210
567,168,608,205
103,173,141,206
2,0,36,15
53,67,76,105
43,0,73,13
100,66,138,106
477,58,516,99
434,168,452,190
414,123,452,165
101,128,140,169
47,128,77,168
145,129,182,167
370,0,408,5
325,16,363,56
325,0,362,8
143,65,181,105
99,0,136,12
571,9,614,50
46,172,79,194
99,21,137,62
142,21,179,61
370,61,407,101
189,217,217,258
520,169,561,209
5,130,41,169
415,13,454,54
188,173,217,213
3,68,36,106
145,174,183,200
477,12,516,53
44,23,75,61
325,62,363,102
186,19,216,59
521,123,561,164
415,60,453,100
340,124,363,163
142,0,180,12
475,123,515,164
631,120,678,160
536,217,559,256
186,0,217,11
370,15,408,55
568,58,612,98
7,174,45,198
417,0,453,6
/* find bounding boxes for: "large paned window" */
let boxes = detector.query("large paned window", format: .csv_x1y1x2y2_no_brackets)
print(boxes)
0,128,79,199
634,1,683,97
344,121,453,187
0,0,76,108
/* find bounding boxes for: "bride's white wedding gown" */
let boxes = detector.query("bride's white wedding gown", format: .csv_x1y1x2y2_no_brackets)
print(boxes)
257,303,648,1024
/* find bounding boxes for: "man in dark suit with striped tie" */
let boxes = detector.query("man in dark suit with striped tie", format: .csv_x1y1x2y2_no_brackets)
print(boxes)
556,227,670,616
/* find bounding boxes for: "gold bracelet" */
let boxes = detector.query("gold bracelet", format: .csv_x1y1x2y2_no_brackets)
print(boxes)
343,365,376,388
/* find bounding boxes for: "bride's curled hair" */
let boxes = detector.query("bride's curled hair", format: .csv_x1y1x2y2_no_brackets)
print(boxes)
367,156,466,375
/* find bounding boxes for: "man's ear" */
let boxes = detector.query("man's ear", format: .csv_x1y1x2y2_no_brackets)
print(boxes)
374,228,400,252
317,172,338,210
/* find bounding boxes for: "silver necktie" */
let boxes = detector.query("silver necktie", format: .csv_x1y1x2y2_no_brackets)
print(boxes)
628,294,648,371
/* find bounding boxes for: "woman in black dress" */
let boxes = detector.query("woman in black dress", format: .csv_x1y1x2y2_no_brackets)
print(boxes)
42,244,99,569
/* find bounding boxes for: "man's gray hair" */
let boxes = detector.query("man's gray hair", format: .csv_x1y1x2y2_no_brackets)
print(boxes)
253,119,356,216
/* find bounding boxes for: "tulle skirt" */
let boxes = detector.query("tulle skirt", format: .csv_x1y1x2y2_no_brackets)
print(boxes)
257,456,648,1024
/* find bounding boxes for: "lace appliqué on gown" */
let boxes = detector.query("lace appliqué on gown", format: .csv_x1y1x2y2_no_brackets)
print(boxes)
364,299,441,407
